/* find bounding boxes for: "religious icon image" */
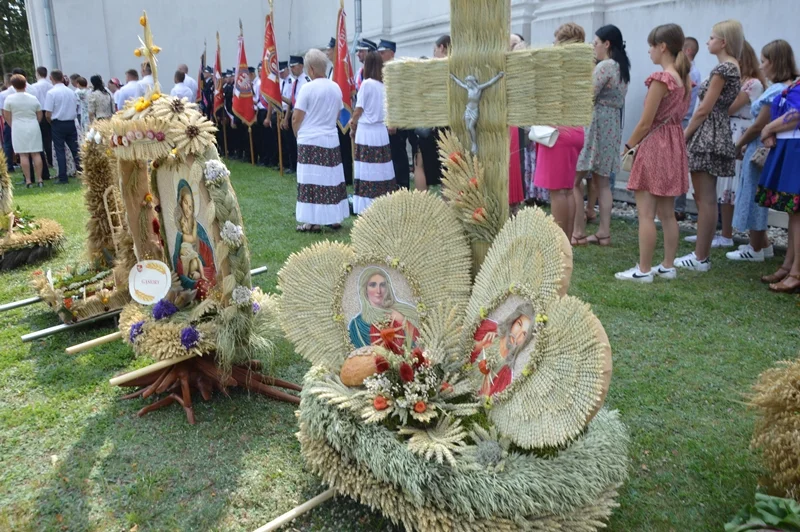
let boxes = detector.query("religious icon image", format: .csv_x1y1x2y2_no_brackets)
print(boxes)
345,266,420,354
471,299,536,396
157,168,218,294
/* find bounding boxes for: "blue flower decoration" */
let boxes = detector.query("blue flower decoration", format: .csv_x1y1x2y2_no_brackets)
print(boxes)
152,299,179,320
252,301,261,315
129,320,145,343
180,326,201,350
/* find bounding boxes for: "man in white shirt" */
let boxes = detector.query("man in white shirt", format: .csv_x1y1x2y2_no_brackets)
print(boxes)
170,71,194,100
116,69,140,110
31,66,54,177
177,64,198,99
281,55,310,173
137,62,154,97
325,37,336,79
43,70,80,184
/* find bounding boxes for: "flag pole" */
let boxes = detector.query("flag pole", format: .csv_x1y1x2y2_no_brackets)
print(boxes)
278,110,284,175
249,126,255,165
223,120,228,157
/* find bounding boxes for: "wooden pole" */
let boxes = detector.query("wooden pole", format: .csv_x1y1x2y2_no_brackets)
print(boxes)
109,352,197,386
251,488,335,532
66,331,122,355
248,126,255,165
277,110,284,176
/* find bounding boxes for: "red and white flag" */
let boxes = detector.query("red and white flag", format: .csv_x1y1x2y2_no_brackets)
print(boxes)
232,22,256,126
332,0,356,133
259,11,282,112
213,32,224,117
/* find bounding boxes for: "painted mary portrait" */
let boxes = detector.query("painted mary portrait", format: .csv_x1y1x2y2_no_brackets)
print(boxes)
348,266,420,353
172,179,217,291
471,301,535,396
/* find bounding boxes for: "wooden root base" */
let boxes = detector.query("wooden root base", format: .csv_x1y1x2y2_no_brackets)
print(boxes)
116,358,301,424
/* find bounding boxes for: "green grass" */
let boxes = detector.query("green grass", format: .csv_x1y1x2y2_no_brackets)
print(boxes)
0,162,798,531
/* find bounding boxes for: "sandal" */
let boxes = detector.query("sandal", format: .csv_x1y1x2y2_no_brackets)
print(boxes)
762,267,789,284
571,235,588,247
296,223,321,233
769,274,800,294
586,234,612,247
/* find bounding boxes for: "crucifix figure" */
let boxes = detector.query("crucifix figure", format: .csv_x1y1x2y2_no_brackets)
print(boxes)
383,0,594,265
450,72,504,154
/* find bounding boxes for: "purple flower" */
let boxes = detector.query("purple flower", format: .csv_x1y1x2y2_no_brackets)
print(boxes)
152,299,179,320
180,326,201,350
252,301,261,314
129,320,145,343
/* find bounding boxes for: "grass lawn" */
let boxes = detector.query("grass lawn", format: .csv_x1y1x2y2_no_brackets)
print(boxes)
1,161,798,532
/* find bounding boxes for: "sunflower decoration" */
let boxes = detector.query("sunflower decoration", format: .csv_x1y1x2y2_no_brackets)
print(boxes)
151,96,198,123
281,187,628,530
168,109,216,156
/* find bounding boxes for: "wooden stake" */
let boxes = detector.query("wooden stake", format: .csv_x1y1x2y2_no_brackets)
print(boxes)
66,331,122,355
109,352,197,386
252,488,335,532
248,125,255,165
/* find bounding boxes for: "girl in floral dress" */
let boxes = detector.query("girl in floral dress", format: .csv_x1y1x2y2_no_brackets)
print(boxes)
677,20,742,272
615,24,691,283
572,25,630,247
714,40,764,247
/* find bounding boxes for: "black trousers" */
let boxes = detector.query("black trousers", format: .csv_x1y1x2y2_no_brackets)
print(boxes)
389,130,411,189
51,119,80,181
339,128,353,185
256,108,279,166
40,120,53,166
282,111,298,170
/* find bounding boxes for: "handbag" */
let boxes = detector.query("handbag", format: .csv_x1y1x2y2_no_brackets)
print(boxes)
751,146,770,168
528,126,560,148
621,119,669,172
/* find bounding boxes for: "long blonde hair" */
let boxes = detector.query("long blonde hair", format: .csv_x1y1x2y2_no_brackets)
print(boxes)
712,20,744,60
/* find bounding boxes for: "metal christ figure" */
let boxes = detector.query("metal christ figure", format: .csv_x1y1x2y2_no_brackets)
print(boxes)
450,72,504,154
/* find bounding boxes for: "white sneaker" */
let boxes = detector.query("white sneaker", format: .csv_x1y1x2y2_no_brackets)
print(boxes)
727,245,764,262
736,243,774,258
615,265,654,283
654,264,677,279
711,235,734,248
684,235,697,243
675,252,711,271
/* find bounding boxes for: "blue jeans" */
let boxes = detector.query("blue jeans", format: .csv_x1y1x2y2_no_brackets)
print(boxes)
51,119,80,182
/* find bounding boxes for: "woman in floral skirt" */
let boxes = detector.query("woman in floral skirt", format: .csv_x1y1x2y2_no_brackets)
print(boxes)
572,24,630,247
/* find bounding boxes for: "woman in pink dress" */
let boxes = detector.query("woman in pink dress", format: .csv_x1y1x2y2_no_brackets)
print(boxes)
534,23,588,239
615,24,691,283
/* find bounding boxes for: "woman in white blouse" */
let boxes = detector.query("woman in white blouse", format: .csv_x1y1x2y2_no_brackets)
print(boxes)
349,51,395,214
2,74,44,187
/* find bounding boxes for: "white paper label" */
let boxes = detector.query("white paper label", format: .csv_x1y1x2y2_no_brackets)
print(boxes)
128,260,171,305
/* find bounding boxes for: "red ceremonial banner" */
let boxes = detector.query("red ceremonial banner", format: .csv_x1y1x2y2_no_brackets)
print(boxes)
233,33,257,126
332,3,356,133
259,13,282,112
213,33,224,117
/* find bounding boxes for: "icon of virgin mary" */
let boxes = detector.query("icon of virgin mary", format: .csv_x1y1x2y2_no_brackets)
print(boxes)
173,179,216,291
348,266,420,354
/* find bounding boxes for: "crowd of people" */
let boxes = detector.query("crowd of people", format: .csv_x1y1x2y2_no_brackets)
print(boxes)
2,19,799,293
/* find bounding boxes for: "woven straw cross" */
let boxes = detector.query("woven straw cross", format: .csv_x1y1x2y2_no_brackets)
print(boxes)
383,0,594,261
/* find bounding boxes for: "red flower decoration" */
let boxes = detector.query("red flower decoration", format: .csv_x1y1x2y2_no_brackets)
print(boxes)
373,396,388,411
448,152,462,164
399,362,414,383
64,297,73,310
412,348,427,368
370,323,406,355
195,279,209,300
440,381,453,393
152,217,160,235
478,359,490,375
472,207,486,222
469,177,478,188
375,355,390,373
414,401,427,413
